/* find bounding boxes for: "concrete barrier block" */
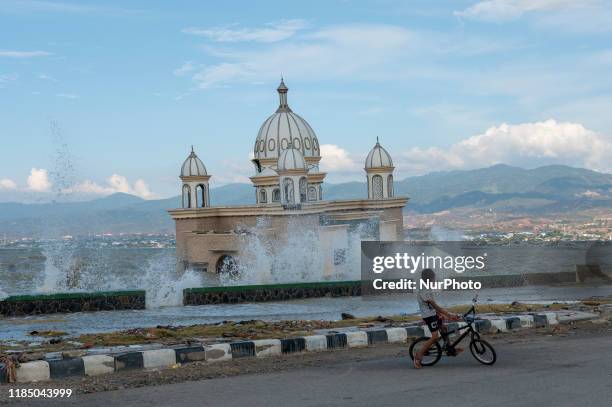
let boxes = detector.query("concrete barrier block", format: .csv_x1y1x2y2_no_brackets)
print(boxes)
83,355,115,376
48,358,85,379
229,341,255,358
345,331,368,348
253,339,282,357
543,312,559,325
0,363,7,383
366,330,388,345
175,346,206,363
205,343,232,362
280,338,306,353
114,352,144,371
505,317,522,330
490,319,508,332
304,335,327,352
142,349,177,369
475,320,493,333
533,314,548,328
326,333,348,349
16,361,50,383
518,315,534,328
405,326,424,337
385,327,407,343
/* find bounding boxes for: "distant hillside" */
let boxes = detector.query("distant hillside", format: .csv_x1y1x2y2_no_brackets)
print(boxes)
0,164,610,238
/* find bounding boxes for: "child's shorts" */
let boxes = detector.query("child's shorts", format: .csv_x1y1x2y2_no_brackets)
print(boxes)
423,315,442,332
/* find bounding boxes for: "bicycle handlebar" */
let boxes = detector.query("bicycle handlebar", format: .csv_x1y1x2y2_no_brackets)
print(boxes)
461,296,478,320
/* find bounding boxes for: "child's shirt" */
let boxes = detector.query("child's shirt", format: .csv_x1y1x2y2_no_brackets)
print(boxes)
417,288,437,319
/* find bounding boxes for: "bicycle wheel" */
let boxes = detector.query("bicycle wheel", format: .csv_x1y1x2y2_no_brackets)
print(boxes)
469,339,496,365
409,337,442,366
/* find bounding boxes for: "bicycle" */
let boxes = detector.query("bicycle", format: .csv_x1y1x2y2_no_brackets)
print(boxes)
409,295,497,366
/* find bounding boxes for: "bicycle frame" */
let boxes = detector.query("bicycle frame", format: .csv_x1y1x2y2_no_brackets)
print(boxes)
439,304,479,350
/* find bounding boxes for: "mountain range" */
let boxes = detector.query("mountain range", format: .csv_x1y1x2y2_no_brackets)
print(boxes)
1,164,610,238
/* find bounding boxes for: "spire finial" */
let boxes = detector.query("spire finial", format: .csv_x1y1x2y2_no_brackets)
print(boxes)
191,145,194,153
276,76,290,112
376,136,379,144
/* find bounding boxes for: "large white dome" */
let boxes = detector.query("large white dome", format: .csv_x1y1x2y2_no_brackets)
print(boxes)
365,139,393,169
181,147,207,177
253,79,320,160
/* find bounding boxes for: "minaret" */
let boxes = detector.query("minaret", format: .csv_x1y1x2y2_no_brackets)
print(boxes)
365,137,395,199
180,146,211,208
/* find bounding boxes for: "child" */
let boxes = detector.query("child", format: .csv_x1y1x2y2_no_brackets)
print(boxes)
414,268,461,369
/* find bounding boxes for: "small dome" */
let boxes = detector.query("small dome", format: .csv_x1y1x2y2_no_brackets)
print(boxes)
254,79,320,160
277,146,307,172
365,139,393,169
181,147,207,177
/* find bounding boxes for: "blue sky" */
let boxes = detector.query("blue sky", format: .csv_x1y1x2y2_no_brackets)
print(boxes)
1,0,612,202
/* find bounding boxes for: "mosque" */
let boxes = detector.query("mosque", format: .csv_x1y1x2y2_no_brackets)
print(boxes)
168,79,408,277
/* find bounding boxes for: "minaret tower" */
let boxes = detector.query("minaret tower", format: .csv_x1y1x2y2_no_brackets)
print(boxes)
180,146,211,208
365,137,395,199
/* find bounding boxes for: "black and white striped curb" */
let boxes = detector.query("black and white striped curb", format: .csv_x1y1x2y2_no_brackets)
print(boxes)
1,311,595,383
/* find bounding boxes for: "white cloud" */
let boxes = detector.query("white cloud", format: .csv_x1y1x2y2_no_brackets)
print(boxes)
132,179,153,199
65,174,155,199
455,0,596,22
398,119,612,174
189,24,415,89
320,144,360,172
182,19,307,43
27,168,51,192
0,50,51,58
0,178,17,190
57,93,79,99
576,190,601,198
173,61,195,76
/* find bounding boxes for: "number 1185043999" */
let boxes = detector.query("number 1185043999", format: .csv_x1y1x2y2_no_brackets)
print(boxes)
8,388,73,398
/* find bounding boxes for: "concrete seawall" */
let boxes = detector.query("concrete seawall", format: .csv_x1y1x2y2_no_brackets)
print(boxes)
183,281,362,305
0,290,146,317
183,272,578,305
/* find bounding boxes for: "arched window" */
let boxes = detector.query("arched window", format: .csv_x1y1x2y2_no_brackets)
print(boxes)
216,255,239,277
259,188,267,203
319,185,323,200
272,188,281,202
387,175,393,198
282,178,294,203
182,184,191,208
308,186,317,201
299,177,307,202
372,175,383,199
196,184,206,207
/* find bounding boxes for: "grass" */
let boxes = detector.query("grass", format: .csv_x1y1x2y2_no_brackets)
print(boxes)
1,298,604,353
74,315,422,347
70,302,566,347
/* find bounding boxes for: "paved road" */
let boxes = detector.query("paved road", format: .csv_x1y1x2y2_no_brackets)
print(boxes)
8,332,612,407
